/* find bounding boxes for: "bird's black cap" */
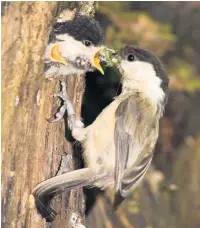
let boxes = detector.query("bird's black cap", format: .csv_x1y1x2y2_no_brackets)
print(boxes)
120,46,169,95
53,15,104,46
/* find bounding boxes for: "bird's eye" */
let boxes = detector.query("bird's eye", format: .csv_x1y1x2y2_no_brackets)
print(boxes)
83,40,92,47
127,54,135,62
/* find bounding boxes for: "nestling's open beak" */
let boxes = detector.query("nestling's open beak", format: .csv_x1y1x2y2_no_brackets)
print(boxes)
50,44,68,66
92,49,104,75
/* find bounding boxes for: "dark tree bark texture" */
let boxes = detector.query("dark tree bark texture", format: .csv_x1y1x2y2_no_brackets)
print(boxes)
1,2,96,228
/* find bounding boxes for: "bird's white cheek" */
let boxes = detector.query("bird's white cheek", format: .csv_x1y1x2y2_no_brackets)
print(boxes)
58,41,85,62
58,42,100,64
46,33,102,69
120,61,135,78
120,60,165,103
53,34,85,61
120,60,156,80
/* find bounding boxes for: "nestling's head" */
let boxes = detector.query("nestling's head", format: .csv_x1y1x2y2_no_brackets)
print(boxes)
117,46,169,105
44,15,105,78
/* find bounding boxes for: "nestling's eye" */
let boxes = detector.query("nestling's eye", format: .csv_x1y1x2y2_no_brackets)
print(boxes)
83,40,92,47
127,54,135,62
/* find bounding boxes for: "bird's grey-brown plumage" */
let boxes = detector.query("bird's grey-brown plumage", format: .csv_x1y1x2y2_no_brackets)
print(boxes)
113,93,160,208
32,46,168,222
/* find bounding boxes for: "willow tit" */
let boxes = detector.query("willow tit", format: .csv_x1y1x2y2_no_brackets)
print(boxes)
45,14,105,122
33,46,169,222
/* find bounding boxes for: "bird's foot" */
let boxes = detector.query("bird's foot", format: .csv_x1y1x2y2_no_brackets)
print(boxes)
49,81,75,123
50,81,84,131
49,102,71,123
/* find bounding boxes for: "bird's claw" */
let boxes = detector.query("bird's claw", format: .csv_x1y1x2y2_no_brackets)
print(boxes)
51,87,70,101
50,81,85,131
51,91,64,98
49,103,69,123
50,81,75,123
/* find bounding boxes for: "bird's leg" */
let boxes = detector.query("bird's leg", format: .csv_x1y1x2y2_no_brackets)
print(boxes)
50,81,87,141
50,80,71,123
66,100,87,142
50,81,84,131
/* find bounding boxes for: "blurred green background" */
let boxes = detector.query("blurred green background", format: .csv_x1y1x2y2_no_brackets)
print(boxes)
83,2,200,228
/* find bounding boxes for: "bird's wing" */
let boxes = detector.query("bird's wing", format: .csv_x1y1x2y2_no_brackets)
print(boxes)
113,95,154,209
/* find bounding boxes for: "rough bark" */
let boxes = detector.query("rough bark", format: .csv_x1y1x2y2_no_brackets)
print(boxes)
1,2,96,228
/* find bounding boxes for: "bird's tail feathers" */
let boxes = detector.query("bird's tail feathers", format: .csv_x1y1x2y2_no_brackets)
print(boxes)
33,168,99,222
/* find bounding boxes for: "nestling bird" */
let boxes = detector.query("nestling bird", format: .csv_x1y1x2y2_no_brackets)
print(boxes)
33,46,169,222
44,14,105,122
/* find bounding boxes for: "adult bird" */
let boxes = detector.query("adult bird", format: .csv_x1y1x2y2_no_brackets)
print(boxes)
33,46,169,222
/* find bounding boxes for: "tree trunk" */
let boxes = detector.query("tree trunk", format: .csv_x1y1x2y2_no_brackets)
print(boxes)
2,2,96,228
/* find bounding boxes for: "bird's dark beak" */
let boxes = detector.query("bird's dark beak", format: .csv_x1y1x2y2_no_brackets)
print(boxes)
49,43,68,66
92,48,104,75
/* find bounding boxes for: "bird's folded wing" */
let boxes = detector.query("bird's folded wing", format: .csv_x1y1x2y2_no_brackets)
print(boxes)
120,152,153,197
114,95,153,208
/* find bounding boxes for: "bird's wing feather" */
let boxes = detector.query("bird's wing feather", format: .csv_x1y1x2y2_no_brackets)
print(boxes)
114,97,132,190
114,95,155,208
120,152,153,197
113,153,153,210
